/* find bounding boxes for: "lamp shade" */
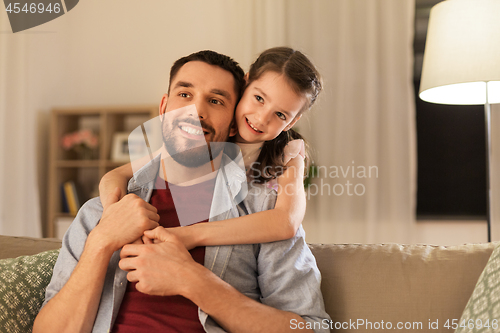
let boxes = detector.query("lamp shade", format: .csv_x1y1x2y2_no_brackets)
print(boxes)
419,0,500,105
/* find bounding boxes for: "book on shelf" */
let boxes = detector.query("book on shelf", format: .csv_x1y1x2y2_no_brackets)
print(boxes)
60,184,69,213
62,180,81,216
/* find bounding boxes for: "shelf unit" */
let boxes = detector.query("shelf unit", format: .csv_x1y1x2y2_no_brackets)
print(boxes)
47,105,158,238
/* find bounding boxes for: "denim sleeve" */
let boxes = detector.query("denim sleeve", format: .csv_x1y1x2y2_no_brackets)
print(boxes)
41,197,123,333
251,186,331,332
41,197,103,308
257,226,331,333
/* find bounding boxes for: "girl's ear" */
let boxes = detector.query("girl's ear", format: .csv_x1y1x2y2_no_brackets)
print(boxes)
284,114,302,131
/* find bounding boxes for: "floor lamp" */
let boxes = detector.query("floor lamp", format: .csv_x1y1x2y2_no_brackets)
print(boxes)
419,0,500,242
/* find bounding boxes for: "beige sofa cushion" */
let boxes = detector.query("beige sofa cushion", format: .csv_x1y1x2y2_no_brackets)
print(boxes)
309,243,497,332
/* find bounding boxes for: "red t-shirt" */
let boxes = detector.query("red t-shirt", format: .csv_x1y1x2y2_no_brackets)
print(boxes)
112,176,215,333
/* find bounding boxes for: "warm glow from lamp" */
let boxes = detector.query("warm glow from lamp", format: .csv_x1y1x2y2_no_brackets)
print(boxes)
420,82,500,105
419,0,500,105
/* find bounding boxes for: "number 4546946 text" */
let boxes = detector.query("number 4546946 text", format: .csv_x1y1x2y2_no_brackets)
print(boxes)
5,3,61,14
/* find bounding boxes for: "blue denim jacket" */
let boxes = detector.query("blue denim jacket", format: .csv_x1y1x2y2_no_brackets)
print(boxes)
43,153,330,332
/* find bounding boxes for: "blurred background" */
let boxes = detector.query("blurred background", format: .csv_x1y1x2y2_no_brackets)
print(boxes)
1,0,499,244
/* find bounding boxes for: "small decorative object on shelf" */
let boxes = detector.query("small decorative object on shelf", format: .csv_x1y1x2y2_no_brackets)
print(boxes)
111,132,132,162
61,129,98,160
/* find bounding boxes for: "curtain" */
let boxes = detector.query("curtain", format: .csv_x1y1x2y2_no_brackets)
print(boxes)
284,0,417,244
0,17,42,237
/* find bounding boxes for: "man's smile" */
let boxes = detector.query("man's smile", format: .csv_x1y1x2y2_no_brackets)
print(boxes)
178,122,208,140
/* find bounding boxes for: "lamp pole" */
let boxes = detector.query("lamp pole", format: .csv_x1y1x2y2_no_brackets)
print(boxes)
485,82,492,242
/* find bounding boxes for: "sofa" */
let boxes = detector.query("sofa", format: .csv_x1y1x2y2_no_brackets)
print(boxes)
0,235,498,332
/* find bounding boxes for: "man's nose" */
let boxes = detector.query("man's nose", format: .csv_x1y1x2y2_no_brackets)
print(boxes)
194,99,207,119
185,99,206,120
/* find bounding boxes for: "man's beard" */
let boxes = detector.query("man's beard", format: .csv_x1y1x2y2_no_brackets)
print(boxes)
162,117,228,168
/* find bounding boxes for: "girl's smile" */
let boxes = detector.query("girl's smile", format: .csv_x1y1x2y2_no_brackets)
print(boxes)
244,117,264,134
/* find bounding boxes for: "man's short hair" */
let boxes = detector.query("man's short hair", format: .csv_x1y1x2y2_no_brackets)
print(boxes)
168,50,246,103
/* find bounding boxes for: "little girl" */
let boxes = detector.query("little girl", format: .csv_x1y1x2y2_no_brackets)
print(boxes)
99,47,322,248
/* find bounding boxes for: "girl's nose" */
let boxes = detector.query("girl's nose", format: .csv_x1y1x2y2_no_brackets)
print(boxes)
255,109,271,126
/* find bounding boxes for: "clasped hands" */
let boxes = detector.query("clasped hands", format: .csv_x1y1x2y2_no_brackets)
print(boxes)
120,226,197,298
94,188,199,298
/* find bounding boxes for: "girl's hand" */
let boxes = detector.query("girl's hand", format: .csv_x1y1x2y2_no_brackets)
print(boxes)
283,139,305,165
143,225,200,250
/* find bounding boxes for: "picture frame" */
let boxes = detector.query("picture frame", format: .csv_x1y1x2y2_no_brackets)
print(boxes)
111,131,150,163
111,132,131,162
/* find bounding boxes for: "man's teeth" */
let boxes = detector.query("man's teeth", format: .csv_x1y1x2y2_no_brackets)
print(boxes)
181,126,204,135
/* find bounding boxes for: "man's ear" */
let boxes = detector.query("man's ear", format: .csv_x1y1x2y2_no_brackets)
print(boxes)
284,114,302,131
229,119,238,137
159,93,169,118
244,72,249,84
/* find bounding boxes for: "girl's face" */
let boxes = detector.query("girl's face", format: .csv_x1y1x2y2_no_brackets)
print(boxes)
234,71,306,144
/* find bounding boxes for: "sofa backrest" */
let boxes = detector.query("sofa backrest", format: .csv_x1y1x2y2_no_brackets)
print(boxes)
309,242,497,332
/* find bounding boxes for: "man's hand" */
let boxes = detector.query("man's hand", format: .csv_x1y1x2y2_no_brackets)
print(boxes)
119,227,198,296
91,188,160,252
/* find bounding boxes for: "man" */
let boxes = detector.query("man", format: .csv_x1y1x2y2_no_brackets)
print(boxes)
34,51,329,332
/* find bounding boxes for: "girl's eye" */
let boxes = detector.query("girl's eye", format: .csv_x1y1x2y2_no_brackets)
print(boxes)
255,95,264,103
276,112,286,120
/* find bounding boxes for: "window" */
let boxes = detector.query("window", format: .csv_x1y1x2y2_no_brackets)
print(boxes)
414,0,486,219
